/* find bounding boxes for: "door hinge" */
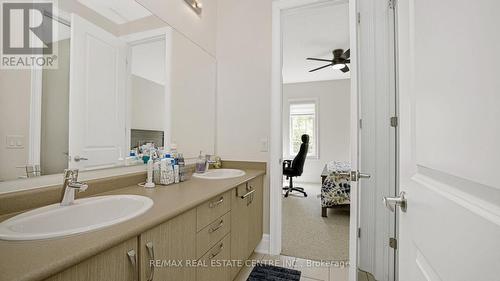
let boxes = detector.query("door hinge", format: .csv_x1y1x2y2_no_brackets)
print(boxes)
357,228,361,238
357,12,361,24
388,0,396,9
389,237,398,249
390,116,398,127
359,119,363,129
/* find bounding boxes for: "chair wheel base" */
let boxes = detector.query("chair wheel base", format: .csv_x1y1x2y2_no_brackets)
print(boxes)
282,186,307,197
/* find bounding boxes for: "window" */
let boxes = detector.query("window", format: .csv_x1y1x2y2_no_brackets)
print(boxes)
289,101,317,157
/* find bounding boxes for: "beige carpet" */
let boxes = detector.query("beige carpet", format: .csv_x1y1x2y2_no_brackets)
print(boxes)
282,182,350,261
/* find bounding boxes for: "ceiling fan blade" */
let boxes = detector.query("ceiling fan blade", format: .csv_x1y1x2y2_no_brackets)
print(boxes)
340,65,350,73
306,58,333,62
343,49,350,59
345,59,350,64
309,64,333,72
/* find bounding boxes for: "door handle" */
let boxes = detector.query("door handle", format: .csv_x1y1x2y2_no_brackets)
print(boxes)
127,250,138,281
209,219,224,233
209,197,224,208
73,155,88,162
240,189,255,199
383,191,407,212
357,172,371,179
338,171,371,181
146,242,155,281
209,242,224,259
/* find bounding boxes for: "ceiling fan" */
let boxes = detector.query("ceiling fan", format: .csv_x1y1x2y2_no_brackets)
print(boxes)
307,49,350,73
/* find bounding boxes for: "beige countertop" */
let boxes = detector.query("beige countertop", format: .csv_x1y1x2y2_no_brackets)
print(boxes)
0,169,265,281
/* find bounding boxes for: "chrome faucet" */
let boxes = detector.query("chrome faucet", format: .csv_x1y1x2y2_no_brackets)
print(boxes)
60,169,88,206
205,155,222,170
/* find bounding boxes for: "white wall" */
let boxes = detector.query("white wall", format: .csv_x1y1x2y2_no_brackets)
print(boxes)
130,75,165,131
130,39,166,132
0,69,30,181
41,39,70,175
282,80,351,183
131,40,166,85
216,0,271,162
216,0,272,233
167,28,217,159
137,0,217,56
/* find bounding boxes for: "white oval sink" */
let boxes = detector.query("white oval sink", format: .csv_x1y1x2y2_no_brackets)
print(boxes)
193,169,246,180
0,195,153,241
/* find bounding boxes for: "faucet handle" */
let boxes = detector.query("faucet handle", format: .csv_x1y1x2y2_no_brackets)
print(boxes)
68,182,88,192
72,169,79,181
63,169,79,181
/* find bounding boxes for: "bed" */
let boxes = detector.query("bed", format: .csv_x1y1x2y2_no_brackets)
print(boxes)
320,161,351,217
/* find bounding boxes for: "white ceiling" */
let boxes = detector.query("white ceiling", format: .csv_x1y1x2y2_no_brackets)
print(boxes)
77,0,152,24
282,2,350,84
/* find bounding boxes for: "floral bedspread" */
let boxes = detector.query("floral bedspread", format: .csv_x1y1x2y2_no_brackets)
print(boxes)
321,161,351,207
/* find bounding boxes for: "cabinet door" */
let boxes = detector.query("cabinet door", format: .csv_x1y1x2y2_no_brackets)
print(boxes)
139,209,197,281
248,176,263,252
230,183,250,279
44,238,138,281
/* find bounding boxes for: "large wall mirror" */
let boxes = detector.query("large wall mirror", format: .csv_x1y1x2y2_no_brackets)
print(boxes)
0,0,216,187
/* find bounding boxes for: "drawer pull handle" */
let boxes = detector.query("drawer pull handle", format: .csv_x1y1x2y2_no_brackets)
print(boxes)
209,243,224,259
146,242,155,281
127,249,138,281
240,189,255,199
209,197,224,208
209,220,224,233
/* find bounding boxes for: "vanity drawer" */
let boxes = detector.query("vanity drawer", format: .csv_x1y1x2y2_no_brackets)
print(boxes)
196,234,231,281
196,212,231,258
196,191,231,231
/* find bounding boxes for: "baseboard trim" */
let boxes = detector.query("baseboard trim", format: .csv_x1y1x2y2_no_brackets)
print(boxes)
255,234,270,254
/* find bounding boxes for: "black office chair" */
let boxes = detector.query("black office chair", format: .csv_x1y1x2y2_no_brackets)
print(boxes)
282,134,309,197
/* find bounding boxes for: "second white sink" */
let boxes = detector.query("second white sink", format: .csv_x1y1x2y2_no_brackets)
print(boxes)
0,195,153,241
193,169,246,180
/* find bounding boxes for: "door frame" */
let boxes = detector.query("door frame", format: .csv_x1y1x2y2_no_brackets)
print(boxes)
269,1,359,280
270,0,397,280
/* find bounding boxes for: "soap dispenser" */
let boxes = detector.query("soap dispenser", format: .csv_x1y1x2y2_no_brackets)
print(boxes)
195,151,207,174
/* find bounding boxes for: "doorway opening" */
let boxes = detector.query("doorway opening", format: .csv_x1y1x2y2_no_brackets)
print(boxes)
280,1,351,264
271,0,398,281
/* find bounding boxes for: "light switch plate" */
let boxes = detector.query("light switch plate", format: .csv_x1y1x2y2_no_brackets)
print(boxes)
260,137,269,152
6,135,24,149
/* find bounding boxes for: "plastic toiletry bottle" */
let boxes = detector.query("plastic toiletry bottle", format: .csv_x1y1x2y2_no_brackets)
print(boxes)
159,158,168,185
174,164,180,183
178,153,185,182
171,143,178,161
144,156,155,188
195,151,207,174
153,160,161,184
167,160,175,184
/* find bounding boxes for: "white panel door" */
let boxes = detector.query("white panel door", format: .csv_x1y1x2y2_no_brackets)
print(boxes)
69,14,127,170
397,0,500,280
357,0,398,280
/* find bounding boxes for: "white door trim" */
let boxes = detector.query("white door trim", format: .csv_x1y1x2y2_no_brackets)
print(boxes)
28,67,42,167
270,2,359,281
